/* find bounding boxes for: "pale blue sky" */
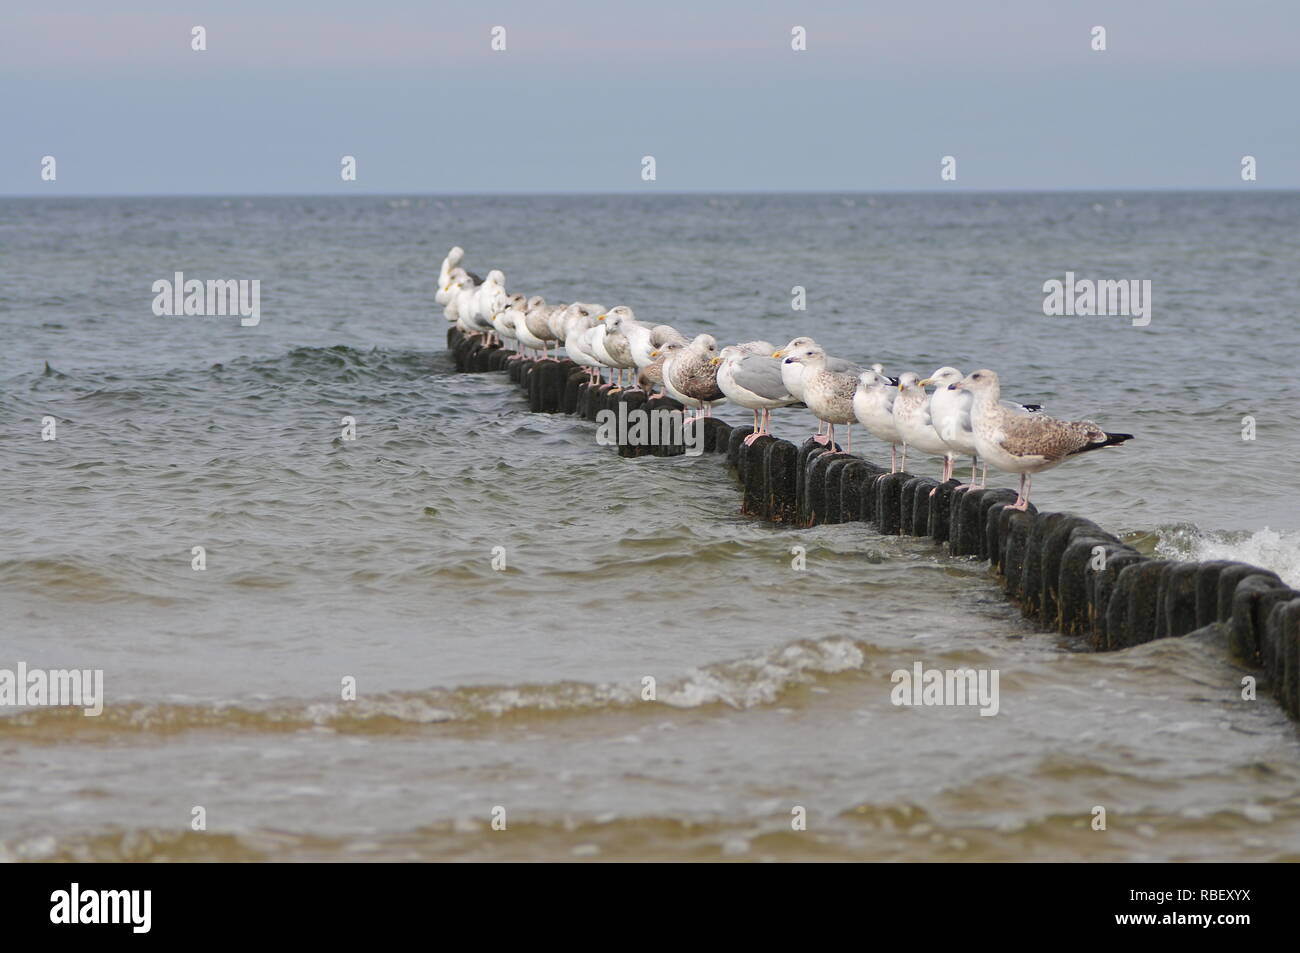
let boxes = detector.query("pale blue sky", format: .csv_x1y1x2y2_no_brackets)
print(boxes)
2,0,1297,194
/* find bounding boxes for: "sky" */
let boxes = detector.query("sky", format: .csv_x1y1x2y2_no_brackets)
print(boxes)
2,0,1298,194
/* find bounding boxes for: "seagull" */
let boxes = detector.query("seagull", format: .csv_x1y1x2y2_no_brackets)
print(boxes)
854,368,904,471
714,345,798,444
562,305,604,382
595,308,640,389
454,277,493,337
959,369,1133,511
436,246,465,306
773,337,862,444
664,334,726,422
927,366,980,488
929,367,1047,492
491,293,526,353
641,340,685,394
473,270,508,345
892,372,954,475
781,346,858,453
442,271,473,323
513,296,551,360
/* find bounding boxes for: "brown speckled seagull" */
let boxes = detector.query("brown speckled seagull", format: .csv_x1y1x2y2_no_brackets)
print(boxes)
782,346,859,453
664,334,726,422
960,369,1133,510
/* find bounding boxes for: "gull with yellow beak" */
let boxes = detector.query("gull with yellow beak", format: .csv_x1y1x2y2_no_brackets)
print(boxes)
714,344,798,443
773,337,862,444
640,340,685,393
592,307,639,389
665,334,726,421
436,246,465,306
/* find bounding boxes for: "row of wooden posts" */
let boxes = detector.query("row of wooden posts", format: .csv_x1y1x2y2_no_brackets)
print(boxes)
449,327,1300,726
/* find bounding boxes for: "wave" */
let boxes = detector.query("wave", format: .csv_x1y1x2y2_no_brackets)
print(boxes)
4,345,448,402
0,556,182,605
10,800,1297,862
0,635,878,740
1154,524,1300,588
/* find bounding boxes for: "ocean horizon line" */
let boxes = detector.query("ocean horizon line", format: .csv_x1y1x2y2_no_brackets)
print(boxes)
1,186,1290,200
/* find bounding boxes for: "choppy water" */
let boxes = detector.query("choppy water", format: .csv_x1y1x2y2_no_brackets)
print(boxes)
2,193,1299,862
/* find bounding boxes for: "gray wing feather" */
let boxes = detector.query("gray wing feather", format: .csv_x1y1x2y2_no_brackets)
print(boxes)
732,356,791,400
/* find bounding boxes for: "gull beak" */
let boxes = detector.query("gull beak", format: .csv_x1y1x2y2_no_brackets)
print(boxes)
897,381,905,391
596,314,607,321
709,356,721,366
649,350,659,358
918,378,934,387
771,349,784,359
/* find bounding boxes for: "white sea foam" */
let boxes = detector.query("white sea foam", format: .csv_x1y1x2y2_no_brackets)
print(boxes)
1155,525,1300,588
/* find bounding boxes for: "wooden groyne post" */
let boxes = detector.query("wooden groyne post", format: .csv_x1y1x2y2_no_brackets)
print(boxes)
449,328,1300,723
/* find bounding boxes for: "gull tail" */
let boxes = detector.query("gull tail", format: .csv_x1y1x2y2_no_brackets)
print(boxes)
1072,431,1134,456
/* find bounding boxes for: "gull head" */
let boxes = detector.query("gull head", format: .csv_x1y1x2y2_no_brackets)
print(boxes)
651,340,686,360
774,336,819,359
527,295,545,310
927,366,964,390
712,344,746,366
897,371,926,393
858,368,893,389
783,346,824,368
486,269,505,286
447,246,465,264
604,307,635,333
957,369,1001,396
689,334,719,357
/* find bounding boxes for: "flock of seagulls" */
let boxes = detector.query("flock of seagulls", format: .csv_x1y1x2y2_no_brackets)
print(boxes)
438,247,1133,510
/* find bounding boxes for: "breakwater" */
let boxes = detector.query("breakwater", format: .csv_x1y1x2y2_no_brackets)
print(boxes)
449,327,1300,726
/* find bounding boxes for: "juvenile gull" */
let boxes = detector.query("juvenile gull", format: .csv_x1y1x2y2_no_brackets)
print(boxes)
595,308,639,389
929,367,1046,491
959,369,1133,510
640,340,685,393
782,346,858,453
773,337,862,444
514,296,551,359
714,345,797,444
854,368,904,471
664,334,726,421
